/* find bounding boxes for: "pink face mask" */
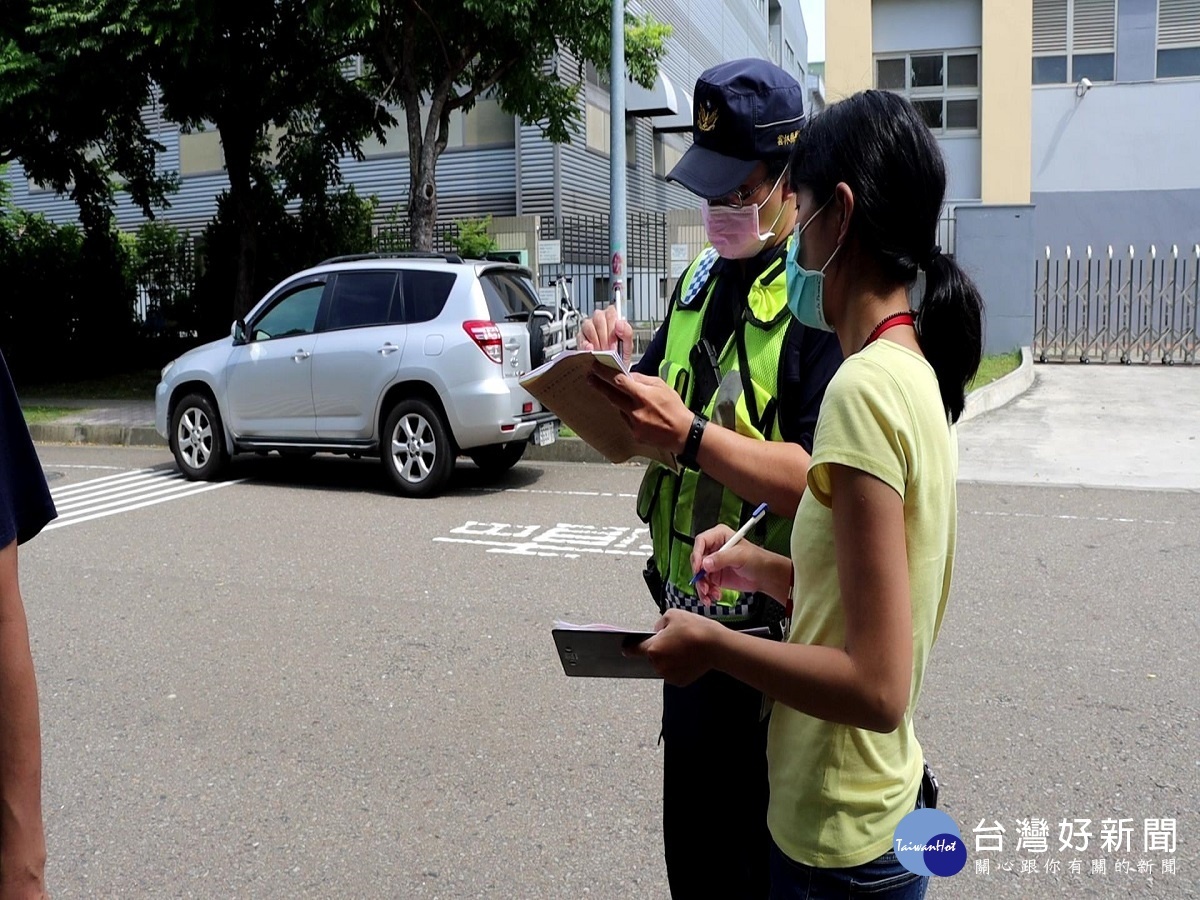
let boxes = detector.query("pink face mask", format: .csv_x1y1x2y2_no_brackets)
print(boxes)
700,169,788,259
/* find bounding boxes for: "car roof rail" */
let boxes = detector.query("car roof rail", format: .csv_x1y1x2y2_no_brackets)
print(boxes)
317,251,465,265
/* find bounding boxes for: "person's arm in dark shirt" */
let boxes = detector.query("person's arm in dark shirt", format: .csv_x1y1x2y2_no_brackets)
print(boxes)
632,281,677,377
0,353,52,897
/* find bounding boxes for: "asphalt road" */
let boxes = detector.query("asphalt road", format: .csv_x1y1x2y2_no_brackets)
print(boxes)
22,446,1200,898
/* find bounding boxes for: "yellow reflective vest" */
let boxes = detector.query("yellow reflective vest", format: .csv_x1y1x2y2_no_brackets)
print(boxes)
636,243,797,618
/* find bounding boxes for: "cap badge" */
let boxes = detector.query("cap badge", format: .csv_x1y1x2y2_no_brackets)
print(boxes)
697,103,718,133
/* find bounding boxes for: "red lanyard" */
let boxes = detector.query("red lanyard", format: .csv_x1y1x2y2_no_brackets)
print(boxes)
863,311,915,350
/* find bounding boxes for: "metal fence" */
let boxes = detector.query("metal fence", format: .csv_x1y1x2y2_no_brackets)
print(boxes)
537,212,670,324
1034,245,1200,365
133,236,202,334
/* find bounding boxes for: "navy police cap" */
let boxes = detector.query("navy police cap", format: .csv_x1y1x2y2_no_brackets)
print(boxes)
667,58,806,201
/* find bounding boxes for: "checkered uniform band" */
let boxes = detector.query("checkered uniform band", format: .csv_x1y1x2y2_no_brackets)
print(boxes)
663,579,757,620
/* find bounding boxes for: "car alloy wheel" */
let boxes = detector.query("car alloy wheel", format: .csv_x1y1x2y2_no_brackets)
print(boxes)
392,412,439,484
169,391,228,481
382,398,454,498
177,406,214,471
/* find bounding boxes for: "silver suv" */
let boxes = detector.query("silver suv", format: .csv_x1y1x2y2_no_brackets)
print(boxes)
154,252,577,497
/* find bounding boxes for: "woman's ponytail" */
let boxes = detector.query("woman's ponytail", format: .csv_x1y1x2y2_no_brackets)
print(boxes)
915,252,984,424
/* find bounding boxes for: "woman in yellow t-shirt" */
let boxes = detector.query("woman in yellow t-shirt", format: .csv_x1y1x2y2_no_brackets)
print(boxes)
630,90,984,898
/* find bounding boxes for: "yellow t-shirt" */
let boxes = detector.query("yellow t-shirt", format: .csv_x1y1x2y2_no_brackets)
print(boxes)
765,339,959,869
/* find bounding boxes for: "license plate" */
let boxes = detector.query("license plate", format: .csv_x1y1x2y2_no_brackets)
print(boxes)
534,421,558,446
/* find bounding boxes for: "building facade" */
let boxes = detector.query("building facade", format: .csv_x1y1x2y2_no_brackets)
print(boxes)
826,0,1200,353
826,0,1200,251
4,0,812,233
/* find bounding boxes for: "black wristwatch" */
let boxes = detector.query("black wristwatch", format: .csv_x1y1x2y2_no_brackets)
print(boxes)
678,413,708,471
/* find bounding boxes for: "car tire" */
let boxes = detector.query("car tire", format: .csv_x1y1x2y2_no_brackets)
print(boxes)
468,441,527,476
170,392,228,481
382,398,455,498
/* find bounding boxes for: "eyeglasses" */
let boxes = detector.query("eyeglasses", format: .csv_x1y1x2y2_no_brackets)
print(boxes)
709,173,772,209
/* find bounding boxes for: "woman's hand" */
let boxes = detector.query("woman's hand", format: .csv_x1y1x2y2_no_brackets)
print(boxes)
628,609,725,686
689,525,785,606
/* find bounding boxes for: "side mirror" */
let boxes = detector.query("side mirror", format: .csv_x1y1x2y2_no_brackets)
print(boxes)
232,319,247,346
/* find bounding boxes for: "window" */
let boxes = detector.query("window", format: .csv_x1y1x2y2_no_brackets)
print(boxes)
251,284,325,341
1157,0,1200,78
179,128,224,176
874,50,980,134
400,270,457,323
585,101,638,163
1033,0,1116,84
481,272,539,322
326,272,396,330
653,132,688,177
362,97,515,157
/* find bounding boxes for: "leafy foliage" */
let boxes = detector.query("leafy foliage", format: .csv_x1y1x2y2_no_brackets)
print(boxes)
450,216,498,260
364,0,670,249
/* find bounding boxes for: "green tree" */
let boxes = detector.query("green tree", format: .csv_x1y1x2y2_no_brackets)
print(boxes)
450,216,498,259
147,0,381,318
366,1,670,250
0,0,172,233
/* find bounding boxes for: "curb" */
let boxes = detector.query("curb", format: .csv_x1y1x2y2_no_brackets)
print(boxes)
29,349,1036,457
28,422,166,448
959,346,1034,425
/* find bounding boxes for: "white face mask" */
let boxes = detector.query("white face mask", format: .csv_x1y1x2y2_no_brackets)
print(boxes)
700,168,788,259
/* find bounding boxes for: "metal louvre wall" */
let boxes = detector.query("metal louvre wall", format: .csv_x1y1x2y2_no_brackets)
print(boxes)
1034,245,1200,364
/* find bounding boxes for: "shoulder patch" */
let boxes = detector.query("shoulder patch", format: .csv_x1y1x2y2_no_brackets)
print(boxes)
679,247,720,309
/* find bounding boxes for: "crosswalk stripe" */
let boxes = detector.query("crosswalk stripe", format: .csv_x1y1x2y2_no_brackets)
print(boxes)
53,479,206,518
52,472,183,510
49,467,160,498
44,480,242,531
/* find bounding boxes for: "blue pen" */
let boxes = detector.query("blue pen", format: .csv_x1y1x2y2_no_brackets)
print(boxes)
690,501,770,587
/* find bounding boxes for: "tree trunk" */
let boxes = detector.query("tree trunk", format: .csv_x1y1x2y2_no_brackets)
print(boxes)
222,132,258,321
408,153,437,251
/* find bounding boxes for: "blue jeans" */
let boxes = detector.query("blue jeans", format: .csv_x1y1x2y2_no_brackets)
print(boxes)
768,842,929,899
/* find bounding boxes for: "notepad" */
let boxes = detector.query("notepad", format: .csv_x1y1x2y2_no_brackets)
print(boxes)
519,350,679,471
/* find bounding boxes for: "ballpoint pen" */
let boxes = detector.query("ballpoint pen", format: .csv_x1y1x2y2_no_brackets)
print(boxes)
690,501,770,587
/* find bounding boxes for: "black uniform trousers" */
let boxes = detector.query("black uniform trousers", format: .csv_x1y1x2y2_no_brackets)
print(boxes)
662,668,771,899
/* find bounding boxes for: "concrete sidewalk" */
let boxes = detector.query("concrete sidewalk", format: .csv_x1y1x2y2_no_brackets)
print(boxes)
23,351,1036,465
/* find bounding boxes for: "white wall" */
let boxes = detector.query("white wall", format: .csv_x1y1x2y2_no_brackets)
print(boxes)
942,137,982,200
872,0,982,54
1033,81,1200,193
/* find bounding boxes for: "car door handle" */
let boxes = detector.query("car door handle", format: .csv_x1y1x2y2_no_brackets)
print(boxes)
292,349,311,362
378,343,400,356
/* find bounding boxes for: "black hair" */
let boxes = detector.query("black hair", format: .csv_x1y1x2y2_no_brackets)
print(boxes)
788,90,983,423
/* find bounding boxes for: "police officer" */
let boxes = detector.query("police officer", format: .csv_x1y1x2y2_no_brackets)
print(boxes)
582,59,843,898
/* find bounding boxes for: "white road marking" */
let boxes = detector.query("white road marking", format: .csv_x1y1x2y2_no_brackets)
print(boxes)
966,509,1178,526
469,487,638,499
434,521,651,559
46,469,243,531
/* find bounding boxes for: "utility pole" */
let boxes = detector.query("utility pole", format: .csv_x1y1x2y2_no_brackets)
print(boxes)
609,0,626,317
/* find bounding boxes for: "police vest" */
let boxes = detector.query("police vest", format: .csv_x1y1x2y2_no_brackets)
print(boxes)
636,242,796,617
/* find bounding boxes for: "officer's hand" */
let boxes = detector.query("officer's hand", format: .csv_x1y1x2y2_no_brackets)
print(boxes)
578,306,634,369
587,369,692,454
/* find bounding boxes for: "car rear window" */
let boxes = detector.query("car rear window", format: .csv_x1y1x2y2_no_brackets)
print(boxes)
327,271,397,329
399,270,458,323
481,271,539,322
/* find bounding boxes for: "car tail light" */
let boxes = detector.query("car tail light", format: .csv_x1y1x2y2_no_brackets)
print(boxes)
463,320,502,364
522,401,533,414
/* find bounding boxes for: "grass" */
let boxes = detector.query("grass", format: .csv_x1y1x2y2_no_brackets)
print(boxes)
968,351,1022,392
22,406,75,425
17,368,161,400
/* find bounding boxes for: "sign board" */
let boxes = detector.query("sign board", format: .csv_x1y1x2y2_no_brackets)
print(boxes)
538,286,557,306
671,258,691,278
670,243,690,262
537,240,562,266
